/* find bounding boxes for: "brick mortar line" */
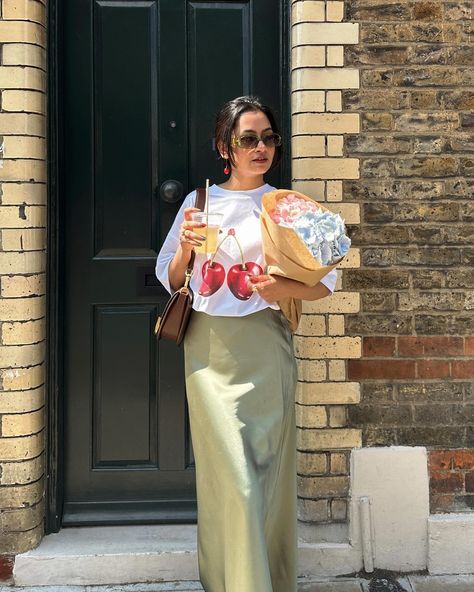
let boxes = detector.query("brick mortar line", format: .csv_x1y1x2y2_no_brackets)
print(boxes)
0,318,46,322
0,426,44,438
0,450,44,463
0,407,45,418
0,272,46,278
0,397,44,405
0,289,45,293
359,86,474,90
358,355,474,359
1,517,44,535
0,46,46,54
348,378,474,382
0,475,45,492
293,130,474,133
0,344,46,349
0,64,47,72
291,65,358,70
290,22,355,27
0,19,46,28
349,41,473,45
0,113,46,117
296,154,474,158
352,225,473,230
296,426,359,430
0,522,43,538
348,21,472,25
0,156,48,160
0,405,44,414
0,488,44,504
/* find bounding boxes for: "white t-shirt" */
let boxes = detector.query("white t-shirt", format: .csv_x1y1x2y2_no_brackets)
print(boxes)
155,183,337,317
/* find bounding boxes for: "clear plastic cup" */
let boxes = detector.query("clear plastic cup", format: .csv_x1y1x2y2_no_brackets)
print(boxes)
191,212,224,254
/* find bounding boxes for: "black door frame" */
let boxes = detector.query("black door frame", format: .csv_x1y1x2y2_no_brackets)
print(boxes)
45,0,291,534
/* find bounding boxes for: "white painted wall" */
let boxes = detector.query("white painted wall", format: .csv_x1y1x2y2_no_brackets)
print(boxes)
350,446,430,571
429,514,474,574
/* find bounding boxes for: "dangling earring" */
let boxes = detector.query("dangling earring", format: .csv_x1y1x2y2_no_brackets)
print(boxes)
223,158,230,175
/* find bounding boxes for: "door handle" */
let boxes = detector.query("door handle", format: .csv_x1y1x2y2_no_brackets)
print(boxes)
159,179,183,203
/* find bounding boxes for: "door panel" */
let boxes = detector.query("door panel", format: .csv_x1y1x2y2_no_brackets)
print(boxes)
93,305,156,466
94,1,158,258
62,0,287,525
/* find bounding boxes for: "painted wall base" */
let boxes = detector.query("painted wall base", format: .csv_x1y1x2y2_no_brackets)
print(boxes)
350,446,430,572
428,514,474,575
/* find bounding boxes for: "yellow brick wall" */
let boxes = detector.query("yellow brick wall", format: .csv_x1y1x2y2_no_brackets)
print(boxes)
0,0,363,552
0,0,47,553
291,0,362,523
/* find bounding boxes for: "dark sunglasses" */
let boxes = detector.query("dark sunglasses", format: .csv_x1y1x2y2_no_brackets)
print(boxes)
231,132,282,150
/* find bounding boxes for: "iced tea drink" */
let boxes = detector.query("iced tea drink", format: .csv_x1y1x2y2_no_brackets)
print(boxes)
191,212,223,254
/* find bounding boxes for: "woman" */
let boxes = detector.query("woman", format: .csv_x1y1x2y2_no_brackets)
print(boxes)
156,96,337,592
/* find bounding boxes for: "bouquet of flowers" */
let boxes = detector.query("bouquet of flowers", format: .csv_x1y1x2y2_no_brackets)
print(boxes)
260,189,351,330
261,189,350,284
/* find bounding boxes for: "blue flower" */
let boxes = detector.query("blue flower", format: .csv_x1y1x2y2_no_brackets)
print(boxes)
293,209,351,265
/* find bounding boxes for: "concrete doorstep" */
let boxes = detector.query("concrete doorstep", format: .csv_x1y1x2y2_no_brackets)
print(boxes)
2,575,474,592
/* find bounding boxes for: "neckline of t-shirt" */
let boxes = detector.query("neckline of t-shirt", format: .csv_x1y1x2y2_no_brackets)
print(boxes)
210,183,273,195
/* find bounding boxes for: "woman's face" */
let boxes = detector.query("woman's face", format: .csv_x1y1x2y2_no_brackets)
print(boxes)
228,110,276,179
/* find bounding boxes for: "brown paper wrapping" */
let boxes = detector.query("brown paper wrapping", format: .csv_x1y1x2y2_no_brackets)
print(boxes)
260,189,342,333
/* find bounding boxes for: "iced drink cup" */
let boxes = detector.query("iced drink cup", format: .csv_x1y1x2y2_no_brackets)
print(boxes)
191,212,224,254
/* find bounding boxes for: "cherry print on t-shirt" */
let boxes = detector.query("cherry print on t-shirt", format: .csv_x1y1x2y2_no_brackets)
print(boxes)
227,261,263,300
199,260,225,296
198,228,263,300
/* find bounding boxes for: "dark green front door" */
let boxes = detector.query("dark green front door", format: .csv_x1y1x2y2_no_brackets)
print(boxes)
62,0,289,525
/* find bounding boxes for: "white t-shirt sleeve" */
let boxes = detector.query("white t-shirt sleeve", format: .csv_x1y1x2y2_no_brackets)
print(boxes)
155,191,196,295
319,268,338,294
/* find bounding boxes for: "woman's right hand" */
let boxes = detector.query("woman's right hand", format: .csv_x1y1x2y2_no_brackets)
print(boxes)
179,207,206,253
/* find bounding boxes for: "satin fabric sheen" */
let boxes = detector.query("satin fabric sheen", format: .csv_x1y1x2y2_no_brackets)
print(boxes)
184,308,298,592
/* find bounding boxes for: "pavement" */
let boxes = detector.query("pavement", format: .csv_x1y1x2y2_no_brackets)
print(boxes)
1,574,474,591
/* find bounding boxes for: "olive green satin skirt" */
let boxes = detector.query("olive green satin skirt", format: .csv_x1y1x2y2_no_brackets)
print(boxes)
184,307,298,592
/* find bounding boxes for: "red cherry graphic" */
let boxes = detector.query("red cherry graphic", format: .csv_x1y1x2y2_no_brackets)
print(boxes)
198,260,225,296
227,262,263,301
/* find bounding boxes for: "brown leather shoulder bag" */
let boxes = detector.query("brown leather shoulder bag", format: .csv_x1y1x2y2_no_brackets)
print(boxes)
154,187,206,345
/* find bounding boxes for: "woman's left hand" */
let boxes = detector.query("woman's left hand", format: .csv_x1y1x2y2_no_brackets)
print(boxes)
248,274,294,303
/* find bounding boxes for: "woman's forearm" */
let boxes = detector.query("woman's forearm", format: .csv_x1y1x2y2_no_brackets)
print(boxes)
168,246,193,292
249,273,333,302
288,278,332,301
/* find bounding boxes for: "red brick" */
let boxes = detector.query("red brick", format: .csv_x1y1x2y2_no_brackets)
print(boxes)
417,359,451,379
452,449,474,470
398,336,424,356
0,556,14,583
430,470,464,494
348,359,416,380
452,360,474,379
430,493,455,512
398,336,464,357
363,336,396,357
429,450,455,471
424,337,464,356
466,472,474,493
465,337,474,356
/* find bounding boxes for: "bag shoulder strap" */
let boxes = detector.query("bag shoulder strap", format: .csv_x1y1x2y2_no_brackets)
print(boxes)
186,187,207,275
195,187,207,210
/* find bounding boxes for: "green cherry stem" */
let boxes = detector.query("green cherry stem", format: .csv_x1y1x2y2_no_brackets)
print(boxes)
209,234,231,266
231,234,247,270
208,230,247,270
